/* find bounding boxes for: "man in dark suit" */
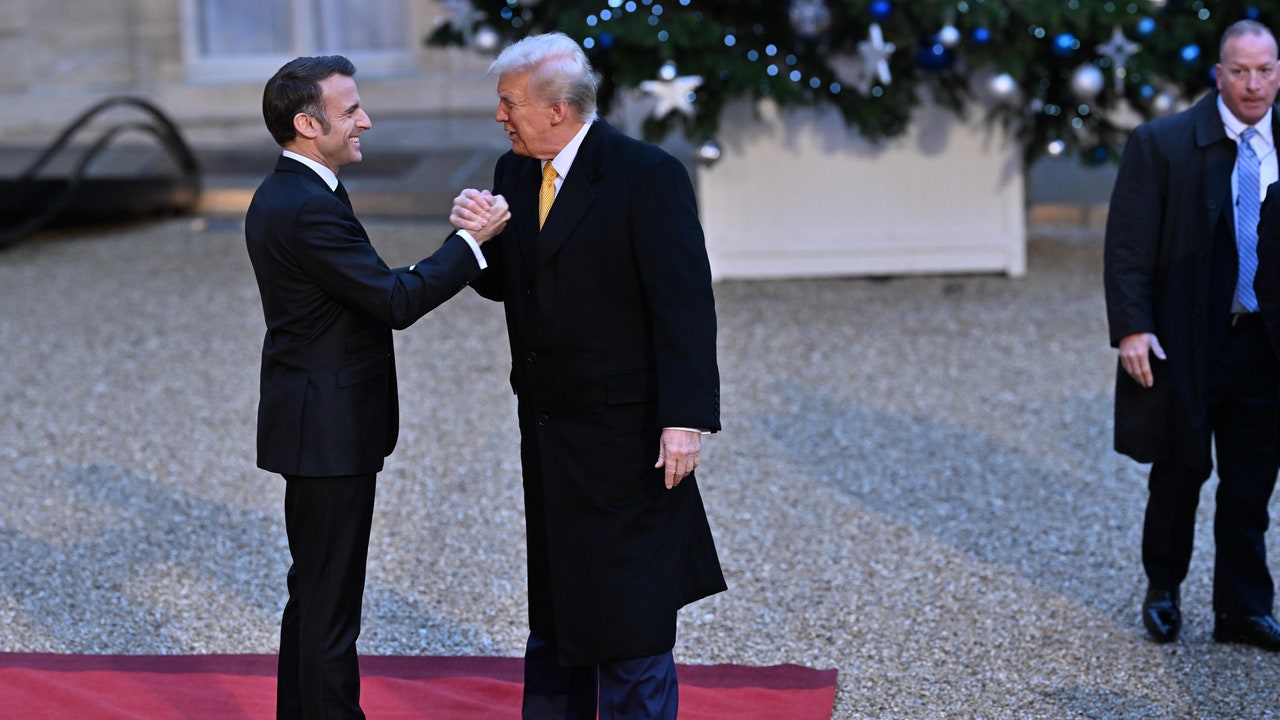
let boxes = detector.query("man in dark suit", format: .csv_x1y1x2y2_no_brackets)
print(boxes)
1104,19,1280,651
451,32,724,719
1260,187,1280,346
245,55,509,719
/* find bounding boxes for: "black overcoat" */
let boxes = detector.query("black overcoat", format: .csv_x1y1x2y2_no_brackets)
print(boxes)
471,121,726,666
1104,93,1280,471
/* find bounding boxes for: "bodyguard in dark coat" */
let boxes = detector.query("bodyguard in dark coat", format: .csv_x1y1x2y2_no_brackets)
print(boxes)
1104,19,1280,651
245,56,509,718
451,33,724,719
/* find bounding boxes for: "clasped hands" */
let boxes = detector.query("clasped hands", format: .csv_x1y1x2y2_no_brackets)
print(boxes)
452,189,510,243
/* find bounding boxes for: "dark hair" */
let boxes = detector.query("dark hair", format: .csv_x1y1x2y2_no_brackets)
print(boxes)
262,55,356,147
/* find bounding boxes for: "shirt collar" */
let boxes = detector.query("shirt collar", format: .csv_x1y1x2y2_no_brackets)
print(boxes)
282,149,339,191
1217,94,1275,147
544,119,595,181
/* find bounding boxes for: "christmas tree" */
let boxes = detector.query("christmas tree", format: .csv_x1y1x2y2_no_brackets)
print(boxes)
430,0,1280,165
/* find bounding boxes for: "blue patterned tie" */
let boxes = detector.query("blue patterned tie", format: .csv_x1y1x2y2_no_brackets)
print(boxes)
1236,127,1261,312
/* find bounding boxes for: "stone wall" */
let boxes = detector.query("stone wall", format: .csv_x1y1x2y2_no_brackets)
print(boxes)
0,0,498,147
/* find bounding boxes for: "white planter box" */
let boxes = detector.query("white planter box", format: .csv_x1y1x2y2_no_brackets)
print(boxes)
696,99,1026,279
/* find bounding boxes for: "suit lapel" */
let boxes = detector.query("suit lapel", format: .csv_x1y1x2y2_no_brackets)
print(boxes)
1271,107,1280,200
276,155,368,237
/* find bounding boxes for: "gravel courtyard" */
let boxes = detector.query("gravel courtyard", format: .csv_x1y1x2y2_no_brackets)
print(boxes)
1,218,1277,719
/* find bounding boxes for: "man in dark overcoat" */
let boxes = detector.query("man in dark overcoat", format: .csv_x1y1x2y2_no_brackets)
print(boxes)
1104,19,1280,651
451,32,724,719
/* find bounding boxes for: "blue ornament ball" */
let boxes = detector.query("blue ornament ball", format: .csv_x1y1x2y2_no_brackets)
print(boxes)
869,1,892,21
916,42,953,71
598,32,615,50
972,27,991,45
1136,17,1156,36
1053,33,1077,56
1247,7,1261,20
1180,44,1200,63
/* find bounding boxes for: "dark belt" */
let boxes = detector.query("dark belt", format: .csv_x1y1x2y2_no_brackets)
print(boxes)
1230,311,1261,327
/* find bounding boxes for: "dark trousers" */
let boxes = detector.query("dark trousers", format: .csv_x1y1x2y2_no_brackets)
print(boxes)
277,473,377,720
1142,318,1279,616
522,633,678,720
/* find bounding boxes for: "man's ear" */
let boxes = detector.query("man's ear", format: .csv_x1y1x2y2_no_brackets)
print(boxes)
548,101,569,126
293,113,320,140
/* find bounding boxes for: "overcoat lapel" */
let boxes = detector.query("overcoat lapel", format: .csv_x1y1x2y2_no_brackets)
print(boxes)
513,159,541,267
1195,99,1234,242
531,123,605,272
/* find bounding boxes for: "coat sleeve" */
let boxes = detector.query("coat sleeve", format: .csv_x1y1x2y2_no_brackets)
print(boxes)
1256,180,1280,358
1104,124,1164,347
468,154,511,302
629,151,721,432
291,192,480,330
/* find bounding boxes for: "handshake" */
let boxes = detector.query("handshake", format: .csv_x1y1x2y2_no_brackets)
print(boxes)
451,188,511,244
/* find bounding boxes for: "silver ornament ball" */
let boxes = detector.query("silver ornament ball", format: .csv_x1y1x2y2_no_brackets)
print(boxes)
696,140,722,165
988,73,1018,103
788,0,833,39
1070,64,1105,100
473,26,500,53
937,25,961,48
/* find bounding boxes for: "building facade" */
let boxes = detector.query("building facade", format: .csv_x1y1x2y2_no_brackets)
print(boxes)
0,0,497,147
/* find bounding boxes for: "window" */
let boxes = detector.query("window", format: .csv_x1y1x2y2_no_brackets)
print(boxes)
183,0,411,81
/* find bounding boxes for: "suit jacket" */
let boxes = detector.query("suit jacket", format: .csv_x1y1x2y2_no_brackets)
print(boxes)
1104,93,1280,470
245,155,481,477
471,121,725,665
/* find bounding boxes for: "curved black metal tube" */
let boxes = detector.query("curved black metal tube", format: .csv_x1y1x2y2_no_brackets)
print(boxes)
1,96,202,249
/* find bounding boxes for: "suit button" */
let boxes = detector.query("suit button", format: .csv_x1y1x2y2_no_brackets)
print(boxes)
526,351,536,363
537,414,550,426
526,285,535,297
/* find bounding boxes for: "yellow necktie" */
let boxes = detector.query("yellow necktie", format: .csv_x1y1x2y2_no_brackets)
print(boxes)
538,162,558,229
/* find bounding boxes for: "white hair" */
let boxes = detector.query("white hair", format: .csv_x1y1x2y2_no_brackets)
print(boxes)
489,32,599,122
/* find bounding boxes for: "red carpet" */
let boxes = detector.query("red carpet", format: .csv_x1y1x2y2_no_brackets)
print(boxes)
0,653,836,719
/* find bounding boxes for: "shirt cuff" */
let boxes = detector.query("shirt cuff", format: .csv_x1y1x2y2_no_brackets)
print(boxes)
666,427,712,435
455,229,488,270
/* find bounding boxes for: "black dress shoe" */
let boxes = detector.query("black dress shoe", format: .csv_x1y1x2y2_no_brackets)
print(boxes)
1142,585,1181,642
1214,614,1280,651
